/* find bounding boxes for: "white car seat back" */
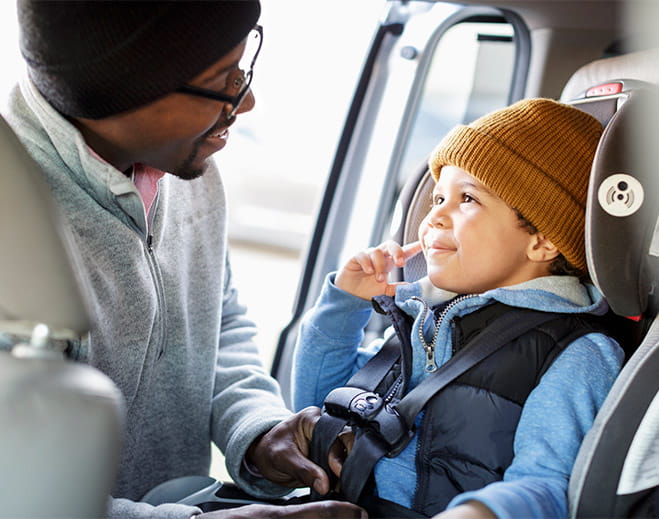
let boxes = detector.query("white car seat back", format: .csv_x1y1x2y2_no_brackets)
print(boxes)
0,114,125,518
0,115,89,337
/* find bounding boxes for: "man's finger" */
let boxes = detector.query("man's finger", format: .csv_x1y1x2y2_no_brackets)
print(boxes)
222,502,367,519
327,441,345,478
291,407,331,493
287,454,330,494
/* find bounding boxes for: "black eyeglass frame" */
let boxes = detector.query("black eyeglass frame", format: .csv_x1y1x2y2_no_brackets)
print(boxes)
176,25,263,118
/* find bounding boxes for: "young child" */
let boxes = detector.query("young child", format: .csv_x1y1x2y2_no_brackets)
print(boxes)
293,99,624,519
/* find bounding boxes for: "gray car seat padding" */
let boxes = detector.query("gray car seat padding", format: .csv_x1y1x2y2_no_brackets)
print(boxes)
568,316,659,518
568,81,659,517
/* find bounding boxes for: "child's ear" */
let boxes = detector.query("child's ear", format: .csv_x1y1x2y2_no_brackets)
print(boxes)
527,232,560,263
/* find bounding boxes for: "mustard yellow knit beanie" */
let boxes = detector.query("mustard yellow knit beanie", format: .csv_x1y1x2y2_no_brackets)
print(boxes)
429,98,603,271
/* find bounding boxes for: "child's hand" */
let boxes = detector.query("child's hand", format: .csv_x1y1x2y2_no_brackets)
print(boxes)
335,240,422,300
431,501,496,519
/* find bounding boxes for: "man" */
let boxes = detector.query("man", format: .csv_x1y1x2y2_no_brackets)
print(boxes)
5,1,363,518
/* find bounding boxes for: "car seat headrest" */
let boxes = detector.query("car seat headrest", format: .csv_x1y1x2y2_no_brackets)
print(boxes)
585,86,659,318
395,165,433,283
0,115,90,338
561,48,659,103
567,79,649,126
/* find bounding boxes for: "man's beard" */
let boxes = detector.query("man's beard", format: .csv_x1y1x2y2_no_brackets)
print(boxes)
171,117,229,180
173,140,205,180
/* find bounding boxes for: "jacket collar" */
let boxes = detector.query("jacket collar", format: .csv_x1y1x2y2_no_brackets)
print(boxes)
19,78,150,233
396,274,608,317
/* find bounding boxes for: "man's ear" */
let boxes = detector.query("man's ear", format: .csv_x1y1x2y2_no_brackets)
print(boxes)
527,232,560,263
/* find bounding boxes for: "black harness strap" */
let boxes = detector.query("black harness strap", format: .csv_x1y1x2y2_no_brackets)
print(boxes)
395,309,562,429
340,428,389,501
333,308,564,504
309,333,403,498
308,413,349,496
347,333,402,390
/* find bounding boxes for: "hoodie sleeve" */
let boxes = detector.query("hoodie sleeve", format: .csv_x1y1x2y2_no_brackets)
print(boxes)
446,332,624,519
210,257,293,499
109,498,201,519
293,273,383,412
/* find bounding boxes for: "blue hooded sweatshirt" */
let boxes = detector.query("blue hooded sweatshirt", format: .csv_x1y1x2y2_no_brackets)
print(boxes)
294,273,623,518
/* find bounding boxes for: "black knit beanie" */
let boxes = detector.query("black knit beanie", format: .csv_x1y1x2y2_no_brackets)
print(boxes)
17,0,261,119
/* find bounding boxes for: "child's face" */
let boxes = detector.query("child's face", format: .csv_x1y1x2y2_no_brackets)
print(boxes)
419,165,547,294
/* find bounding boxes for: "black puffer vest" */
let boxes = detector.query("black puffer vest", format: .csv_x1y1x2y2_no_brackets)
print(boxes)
369,296,607,517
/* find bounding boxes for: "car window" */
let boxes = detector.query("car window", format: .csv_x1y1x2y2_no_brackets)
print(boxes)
399,20,515,187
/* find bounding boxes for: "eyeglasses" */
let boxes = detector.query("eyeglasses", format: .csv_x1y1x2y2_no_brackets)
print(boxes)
177,25,263,122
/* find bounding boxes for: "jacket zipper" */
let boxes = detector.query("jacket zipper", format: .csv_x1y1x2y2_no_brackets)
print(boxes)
142,192,168,360
412,294,474,372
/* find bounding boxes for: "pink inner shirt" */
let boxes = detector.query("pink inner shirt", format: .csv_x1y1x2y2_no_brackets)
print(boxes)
86,144,165,219
133,163,165,217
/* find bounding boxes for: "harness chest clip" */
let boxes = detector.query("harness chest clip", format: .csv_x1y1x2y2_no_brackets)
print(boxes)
323,387,414,457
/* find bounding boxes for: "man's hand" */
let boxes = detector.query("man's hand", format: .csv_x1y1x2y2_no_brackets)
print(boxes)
246,407,332,495
328,428,355,478
198,500,367,518
335,241,422,301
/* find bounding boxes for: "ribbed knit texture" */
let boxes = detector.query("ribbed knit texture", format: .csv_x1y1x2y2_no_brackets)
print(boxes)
18,0,260,118
429,98,603,271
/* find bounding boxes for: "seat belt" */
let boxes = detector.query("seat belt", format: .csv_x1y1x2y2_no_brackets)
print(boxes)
330,307,563,504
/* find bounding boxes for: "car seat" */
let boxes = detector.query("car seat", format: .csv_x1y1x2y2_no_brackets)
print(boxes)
564,51,659,519
388,48,659,519
0,114,125,518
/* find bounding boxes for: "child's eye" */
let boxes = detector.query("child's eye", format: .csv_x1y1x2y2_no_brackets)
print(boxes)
462,193,476,203
432,194,444,206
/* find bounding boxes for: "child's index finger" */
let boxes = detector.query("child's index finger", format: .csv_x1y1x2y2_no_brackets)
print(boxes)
402,241,423,259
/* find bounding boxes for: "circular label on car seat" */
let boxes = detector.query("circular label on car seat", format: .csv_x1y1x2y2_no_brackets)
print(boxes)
597,173,644,217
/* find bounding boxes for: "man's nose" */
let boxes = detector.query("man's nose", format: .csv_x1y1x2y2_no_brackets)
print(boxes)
236,88,255,115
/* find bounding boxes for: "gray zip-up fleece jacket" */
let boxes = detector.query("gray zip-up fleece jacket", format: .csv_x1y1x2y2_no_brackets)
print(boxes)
4,79,292,519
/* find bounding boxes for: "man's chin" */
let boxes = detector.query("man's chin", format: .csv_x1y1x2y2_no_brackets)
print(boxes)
172,168,205,181
171,157,208,181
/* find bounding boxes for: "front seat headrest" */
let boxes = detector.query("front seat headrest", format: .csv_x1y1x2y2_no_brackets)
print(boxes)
0,114,90,338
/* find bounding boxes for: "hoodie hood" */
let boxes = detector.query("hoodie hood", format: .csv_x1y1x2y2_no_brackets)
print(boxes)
396,274,607,318
394,275,609,385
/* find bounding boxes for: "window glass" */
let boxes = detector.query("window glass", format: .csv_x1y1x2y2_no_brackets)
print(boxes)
399,21,515,186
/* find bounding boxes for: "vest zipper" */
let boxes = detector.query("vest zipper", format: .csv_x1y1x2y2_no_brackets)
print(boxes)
412,294,474,372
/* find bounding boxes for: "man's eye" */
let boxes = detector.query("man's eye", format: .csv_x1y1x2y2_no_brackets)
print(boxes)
203,70,234,92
